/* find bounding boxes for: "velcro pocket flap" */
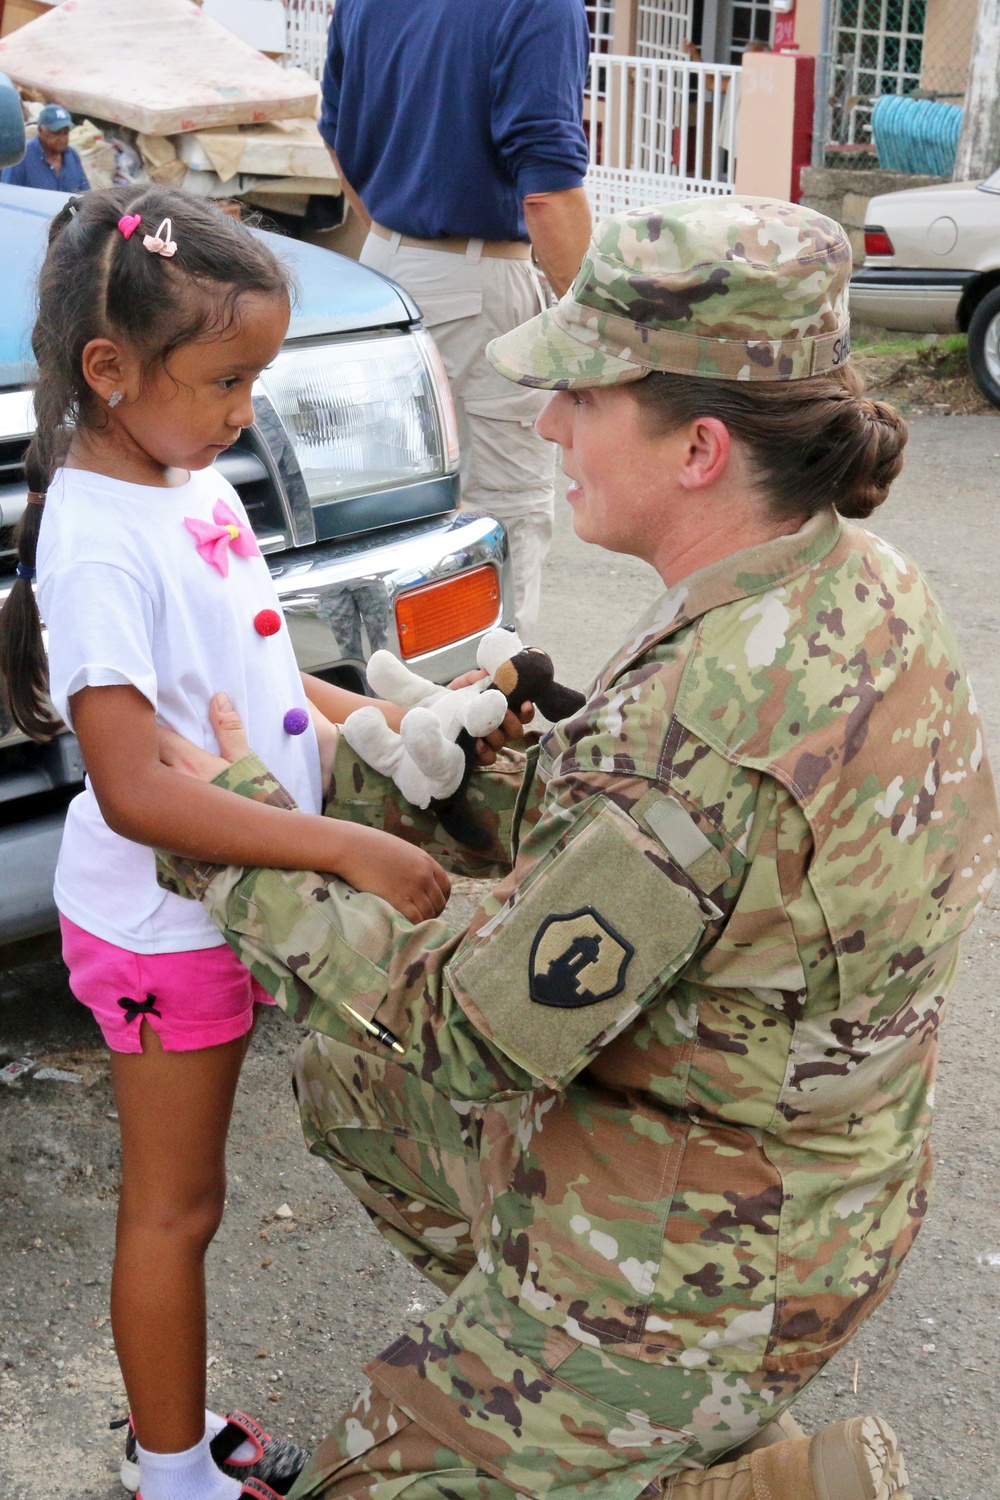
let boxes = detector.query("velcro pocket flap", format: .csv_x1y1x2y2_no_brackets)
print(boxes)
445,798,707,1089
632,789,730,903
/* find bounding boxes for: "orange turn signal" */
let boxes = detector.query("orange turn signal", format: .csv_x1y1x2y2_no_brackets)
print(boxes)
395,565,502,659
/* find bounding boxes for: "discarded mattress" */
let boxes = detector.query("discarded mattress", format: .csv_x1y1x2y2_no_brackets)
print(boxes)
0,0,319,136
173,118,332,184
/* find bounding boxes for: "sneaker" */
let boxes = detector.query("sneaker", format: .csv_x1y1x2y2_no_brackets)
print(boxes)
210,1411,308,1496
113,1416,139,1494
116,1411,307,1497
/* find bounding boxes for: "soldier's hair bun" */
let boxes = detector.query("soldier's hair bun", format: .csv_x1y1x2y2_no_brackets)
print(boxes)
632,364,908,523
837,395,907,519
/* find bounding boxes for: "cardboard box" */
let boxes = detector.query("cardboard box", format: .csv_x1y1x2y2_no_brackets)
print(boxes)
0,0,58,41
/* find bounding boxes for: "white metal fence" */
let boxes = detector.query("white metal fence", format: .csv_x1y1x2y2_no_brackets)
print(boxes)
585,54,740,219
283,0,333,78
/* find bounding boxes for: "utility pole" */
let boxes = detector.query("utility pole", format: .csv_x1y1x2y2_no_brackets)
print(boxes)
953,0,1000,181
811,0,834,167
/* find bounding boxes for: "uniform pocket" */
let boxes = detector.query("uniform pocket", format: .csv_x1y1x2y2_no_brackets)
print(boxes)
446,798,709,1090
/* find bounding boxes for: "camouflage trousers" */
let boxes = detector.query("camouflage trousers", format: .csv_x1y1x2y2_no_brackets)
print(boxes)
287,1031,824,1500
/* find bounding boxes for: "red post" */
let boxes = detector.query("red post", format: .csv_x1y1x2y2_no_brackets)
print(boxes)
789,52,816,201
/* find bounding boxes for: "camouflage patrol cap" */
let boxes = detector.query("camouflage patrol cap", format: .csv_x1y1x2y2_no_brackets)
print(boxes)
487,195,853,388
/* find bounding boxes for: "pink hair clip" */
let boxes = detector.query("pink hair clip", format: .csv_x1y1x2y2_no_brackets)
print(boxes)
118,213,142,239
142,217,177,258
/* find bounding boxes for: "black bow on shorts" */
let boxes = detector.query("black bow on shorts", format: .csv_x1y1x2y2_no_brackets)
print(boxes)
117,993,162,1025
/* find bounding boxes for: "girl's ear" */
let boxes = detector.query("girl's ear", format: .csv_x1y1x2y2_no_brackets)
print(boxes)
80,337,138,405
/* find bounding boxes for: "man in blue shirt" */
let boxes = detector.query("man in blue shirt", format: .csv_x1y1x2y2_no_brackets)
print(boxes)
1,102,90,193
320,0,592,640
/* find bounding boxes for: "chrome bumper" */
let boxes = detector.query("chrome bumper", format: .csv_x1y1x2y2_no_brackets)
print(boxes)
271,507,513,686
849,267,976,334
0,507,512,943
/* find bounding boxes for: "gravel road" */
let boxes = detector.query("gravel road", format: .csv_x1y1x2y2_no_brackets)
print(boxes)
1,414,998,1499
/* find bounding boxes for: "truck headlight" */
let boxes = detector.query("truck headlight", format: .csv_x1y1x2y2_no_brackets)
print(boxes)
257,330,459,506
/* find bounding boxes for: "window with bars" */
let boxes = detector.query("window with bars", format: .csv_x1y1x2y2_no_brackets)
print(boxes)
637,0,693,59
829,0,927,146
586,0,617,52
724,0,774,63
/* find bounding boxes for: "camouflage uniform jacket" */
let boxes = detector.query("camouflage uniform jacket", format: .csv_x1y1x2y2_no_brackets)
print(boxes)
161,507,998,1377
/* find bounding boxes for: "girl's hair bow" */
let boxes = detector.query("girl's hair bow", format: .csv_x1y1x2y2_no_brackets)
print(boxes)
142,216,178,258
184,499,260,577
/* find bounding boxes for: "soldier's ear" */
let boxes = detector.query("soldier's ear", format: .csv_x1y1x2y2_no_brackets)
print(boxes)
676,417,730,490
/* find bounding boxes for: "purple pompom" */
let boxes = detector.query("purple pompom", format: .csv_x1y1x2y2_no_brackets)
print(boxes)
283,707,310,736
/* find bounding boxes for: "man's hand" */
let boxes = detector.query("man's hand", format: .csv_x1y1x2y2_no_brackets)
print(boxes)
326,145,371,231
446,669,534,765
523,187,592,299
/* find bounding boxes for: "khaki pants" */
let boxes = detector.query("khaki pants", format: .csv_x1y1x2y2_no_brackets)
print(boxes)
360,234,556,641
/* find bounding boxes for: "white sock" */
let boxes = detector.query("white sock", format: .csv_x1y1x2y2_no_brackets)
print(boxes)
206,1406,257,1465
136,1432,240,1500
205,1410,228,1440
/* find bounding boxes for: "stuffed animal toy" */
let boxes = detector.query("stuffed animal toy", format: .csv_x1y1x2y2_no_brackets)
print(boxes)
343,628,585,848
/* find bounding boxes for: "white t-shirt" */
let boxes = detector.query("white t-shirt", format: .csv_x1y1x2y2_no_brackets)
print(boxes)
36,466,321,953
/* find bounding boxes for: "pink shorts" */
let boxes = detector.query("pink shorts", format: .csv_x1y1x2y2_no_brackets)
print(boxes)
60,916,274,1054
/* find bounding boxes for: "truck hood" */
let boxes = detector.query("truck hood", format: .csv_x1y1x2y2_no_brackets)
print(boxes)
0,183,416,388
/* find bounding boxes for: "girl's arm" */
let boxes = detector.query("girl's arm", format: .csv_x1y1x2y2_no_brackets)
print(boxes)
301,671,404,731
70,684,450,923
300,670,531,764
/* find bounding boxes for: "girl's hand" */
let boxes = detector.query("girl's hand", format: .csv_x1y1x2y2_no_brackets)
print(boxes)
332,822,450,922
159,694,450,920
446,668,534,765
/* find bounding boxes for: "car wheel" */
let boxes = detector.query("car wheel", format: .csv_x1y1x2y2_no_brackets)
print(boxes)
967,286,1000,409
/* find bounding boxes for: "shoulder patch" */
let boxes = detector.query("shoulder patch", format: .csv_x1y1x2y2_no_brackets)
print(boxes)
446,798,709,1088
529,908,634,1009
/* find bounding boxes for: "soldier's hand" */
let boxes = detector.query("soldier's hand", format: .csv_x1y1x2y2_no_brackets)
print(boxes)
334,823,451,921
446,668,534,765
157,692,252,781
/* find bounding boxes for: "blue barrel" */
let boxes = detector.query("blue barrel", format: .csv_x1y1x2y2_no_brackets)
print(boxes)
0,73,26,170
871,94,964,177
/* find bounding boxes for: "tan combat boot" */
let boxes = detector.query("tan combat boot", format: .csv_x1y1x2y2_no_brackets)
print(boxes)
663,1416,911,1500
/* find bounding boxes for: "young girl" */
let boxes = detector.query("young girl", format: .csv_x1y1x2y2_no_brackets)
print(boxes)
0,185,450,1500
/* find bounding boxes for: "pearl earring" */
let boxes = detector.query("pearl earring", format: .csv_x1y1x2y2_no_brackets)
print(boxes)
108,390,124,408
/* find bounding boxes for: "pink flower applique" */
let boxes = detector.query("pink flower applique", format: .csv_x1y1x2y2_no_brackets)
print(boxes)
184,500,260,578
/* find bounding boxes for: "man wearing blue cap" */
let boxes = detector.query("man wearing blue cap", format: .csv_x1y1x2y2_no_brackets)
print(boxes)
1,102,89,191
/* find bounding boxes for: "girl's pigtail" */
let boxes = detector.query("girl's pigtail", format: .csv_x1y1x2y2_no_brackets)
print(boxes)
0,449,62,741
0,196,93,739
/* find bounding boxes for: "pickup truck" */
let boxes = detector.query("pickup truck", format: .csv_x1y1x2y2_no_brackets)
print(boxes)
0,182,513,944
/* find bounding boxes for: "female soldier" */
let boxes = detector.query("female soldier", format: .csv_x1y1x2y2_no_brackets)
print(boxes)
158,197,998,1500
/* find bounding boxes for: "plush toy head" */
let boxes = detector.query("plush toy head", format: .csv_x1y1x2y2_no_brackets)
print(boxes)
343,628,586,848
490,646,586,725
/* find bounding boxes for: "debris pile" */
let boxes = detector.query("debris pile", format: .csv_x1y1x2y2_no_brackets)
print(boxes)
0,0,339,222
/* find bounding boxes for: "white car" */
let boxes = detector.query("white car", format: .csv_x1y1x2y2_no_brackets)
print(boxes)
849,171,1000,408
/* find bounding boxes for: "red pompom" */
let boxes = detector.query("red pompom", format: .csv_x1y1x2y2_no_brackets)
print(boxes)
254,609,282,637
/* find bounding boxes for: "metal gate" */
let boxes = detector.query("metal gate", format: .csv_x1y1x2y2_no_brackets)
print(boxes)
585,54,740,219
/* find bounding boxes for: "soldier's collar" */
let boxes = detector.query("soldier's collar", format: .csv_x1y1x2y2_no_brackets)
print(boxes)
601,507,843,685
